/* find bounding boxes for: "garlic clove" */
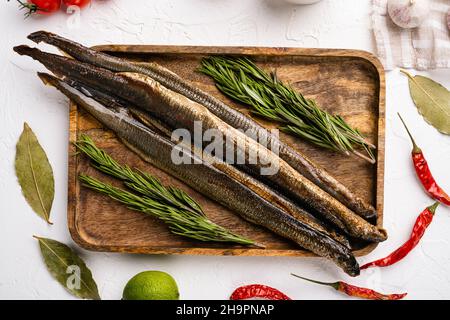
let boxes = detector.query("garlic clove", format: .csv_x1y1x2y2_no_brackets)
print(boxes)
387,0,430,29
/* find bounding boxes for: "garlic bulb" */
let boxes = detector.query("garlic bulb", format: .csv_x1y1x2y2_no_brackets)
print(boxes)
387,0,430,29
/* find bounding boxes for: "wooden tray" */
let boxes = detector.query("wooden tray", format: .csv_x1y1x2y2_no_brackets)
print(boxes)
68,46,385,257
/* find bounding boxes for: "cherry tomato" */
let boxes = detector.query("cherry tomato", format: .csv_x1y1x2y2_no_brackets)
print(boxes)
24,0,61,15
62,0,90,8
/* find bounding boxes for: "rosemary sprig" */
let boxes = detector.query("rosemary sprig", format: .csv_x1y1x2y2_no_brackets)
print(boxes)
199,56,376,163
79,175,258,245
75,134,204,217
76,135,260,247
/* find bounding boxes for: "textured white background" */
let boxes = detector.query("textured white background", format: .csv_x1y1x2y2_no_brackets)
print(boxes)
1,0,449,300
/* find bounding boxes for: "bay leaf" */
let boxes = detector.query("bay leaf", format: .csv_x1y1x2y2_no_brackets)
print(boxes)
35,236,101,300
402,70,450,134
15,123,54,224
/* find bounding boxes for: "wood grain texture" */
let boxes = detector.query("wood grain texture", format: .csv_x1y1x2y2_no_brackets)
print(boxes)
68,46,385,257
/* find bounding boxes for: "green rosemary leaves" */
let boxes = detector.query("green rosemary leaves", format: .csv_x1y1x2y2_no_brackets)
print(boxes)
75,134,258,246
200,56,376,163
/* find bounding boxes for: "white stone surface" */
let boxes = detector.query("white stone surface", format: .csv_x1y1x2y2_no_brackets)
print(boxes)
0,0,449,300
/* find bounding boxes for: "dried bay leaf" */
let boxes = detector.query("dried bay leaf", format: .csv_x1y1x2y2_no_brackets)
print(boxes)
15,123,54,224
402,70,450,134
34,236,101,300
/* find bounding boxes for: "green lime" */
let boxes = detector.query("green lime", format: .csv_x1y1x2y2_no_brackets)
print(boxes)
122,271,180,300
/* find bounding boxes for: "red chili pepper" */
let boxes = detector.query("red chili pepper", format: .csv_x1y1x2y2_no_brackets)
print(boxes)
361,202,439,270
291,274,407,300
398,114,450,205
230,284,291,300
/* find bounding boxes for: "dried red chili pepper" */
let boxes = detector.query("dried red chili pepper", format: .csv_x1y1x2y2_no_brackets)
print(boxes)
230,284,291,300
361,202,439,270
291,274,407,300
398,114,450,205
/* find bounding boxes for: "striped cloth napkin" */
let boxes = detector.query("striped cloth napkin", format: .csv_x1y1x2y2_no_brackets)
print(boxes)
372,0,450,70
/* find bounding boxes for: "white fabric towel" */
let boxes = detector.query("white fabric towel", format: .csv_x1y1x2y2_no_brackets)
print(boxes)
372,0,450,70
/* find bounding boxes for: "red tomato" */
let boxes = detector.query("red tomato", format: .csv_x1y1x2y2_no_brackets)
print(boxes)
62,0,90,8
25,0,61,15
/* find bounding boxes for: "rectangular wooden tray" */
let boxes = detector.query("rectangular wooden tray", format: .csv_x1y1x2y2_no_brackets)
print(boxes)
68,46,385,257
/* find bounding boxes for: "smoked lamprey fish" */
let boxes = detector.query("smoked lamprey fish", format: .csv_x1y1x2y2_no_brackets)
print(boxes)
68,80,351,248
26,30,377,221
37,72,360,276
13,45,386,243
